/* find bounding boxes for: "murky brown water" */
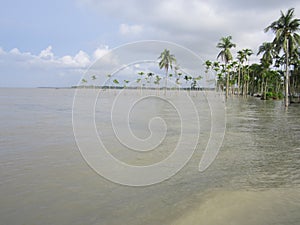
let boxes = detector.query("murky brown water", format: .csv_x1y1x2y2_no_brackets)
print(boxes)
0,88,299,225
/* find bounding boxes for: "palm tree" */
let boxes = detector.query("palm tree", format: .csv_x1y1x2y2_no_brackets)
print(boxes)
243,48,253,63
229,61,238,95
147,72,154,89
265,8,300,107
137,71,144,94
184,75,193,93
194,75,202,91
91,75,97,88
158,49,176,95
168,73,174,90
107,74,112,91
81,78,87,88
154,75,162,95
249,63,263,95
217,36,236,99
124,80,129,89
212,61,221,91
257,42,277,96
204,60,212,73
243,49,253,97
237,50,246,95
177,72,183,92
257,42,275,66
113,79,119,88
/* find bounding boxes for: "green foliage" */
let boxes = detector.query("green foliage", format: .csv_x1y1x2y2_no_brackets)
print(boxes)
264,91,284,100
217,36,236,63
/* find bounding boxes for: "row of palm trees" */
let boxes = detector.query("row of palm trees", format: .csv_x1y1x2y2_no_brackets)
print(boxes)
81,48,202,95
80,8,299,107
102,69,202,93
212,8,300,108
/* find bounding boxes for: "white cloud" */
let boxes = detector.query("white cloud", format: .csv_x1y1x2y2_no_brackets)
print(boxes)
39,46,54,60
0,47,5,54
10,48,21,55
119,23,143,35
73,50,90,67
93,45,110,59
60,55,74,65
0,46,95,87
0,45,121,87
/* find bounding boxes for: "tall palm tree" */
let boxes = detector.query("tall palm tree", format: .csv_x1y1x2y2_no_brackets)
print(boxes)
184,75,193,92
229,60,238,95
204,60,212,73
91,75,97,89
123,80,129,89
158,49,176,95
243,48,253,97
154,75,162,95
237,50,246,95
81,78,87,88
257,41,277,95
147,72,154,88
243,48,253,63
113,79,119,88
138,71,144,94
265,8,300,107
217,36,236,99
107,74,112,91
212,61,221,91
194,75,202,91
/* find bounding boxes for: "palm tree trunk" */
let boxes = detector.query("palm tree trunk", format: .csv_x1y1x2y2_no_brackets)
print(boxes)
264,79,268,100
164,69,168,96
237,66,241,96
226,63,229,99
285,38,289,108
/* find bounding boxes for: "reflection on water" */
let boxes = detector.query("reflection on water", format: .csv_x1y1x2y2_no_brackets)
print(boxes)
0,88,299,225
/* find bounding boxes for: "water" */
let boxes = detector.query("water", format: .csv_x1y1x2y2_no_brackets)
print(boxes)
0,88,299,225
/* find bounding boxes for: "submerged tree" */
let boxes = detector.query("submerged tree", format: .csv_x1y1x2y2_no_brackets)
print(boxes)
81,78,87,88
237,50,246,95
217,36,236,99
91,75,97,88
107,74,112,91
265,8,300,107
154,75,162,95
138,71,144,94
113,79,119,89
123,80,129,89
158,49,176,95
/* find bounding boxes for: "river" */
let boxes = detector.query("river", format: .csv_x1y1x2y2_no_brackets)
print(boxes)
0,88,299,225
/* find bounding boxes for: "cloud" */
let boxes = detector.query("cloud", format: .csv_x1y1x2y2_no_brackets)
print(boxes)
0,46,96,87
78,0,300,62
119,24,143,35
93,45,110,59
39,46,54,60
59,52,90,67
3,0,300,87
73,50,90,67
9,48,22,55
0,44,124,87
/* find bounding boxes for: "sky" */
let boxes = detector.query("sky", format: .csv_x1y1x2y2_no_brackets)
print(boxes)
0,0,300,87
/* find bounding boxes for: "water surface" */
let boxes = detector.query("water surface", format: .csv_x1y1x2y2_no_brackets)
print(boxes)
0,88,299,225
